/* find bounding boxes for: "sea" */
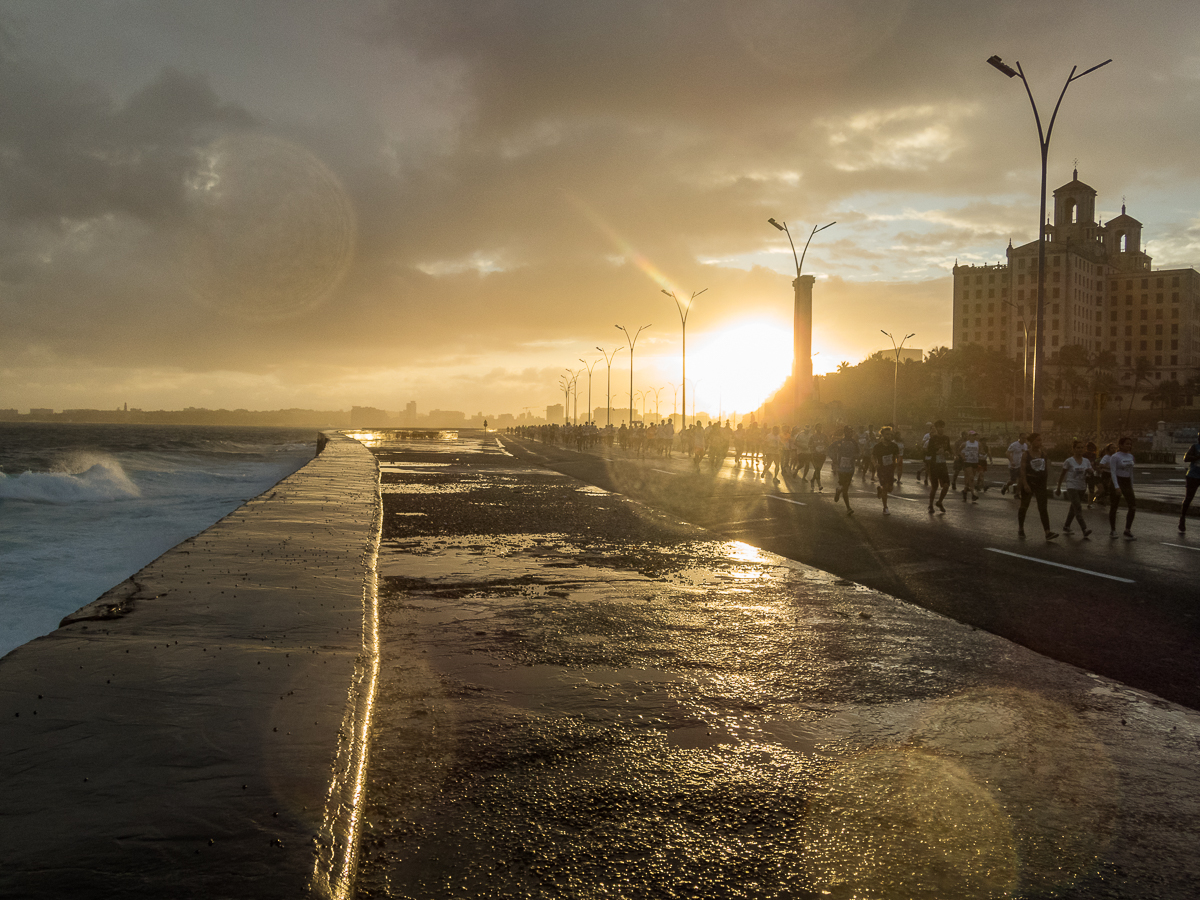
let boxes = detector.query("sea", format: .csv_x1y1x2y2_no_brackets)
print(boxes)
0,424,320,659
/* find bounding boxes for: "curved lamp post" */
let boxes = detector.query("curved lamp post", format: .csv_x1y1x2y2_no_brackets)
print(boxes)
768,217,835,418
616,323,651,425
597,345,624,427
881,330,916,427
987,54,1111,432
1002,298,1031,428
661,288,707,430
580,357,601,425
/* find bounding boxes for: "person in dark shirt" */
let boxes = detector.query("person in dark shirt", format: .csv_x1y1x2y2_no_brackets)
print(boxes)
872,426,901,516
830,426,860,515
925,420,953,515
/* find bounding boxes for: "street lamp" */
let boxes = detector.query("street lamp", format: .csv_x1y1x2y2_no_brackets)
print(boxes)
768,217,835,419
616,323,651,425
668,382,679,419
661,288,707,430
881,330,915,428
987,53,1111,431
1003,298,1031,428
564,368,581,424
580,357,601,425
634,390,646,424
557,374,571,425
648,386,663,420
597,345,624,427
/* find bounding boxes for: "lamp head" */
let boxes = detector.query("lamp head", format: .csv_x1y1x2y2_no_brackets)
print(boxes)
987,55,1018,78
768,218,785,231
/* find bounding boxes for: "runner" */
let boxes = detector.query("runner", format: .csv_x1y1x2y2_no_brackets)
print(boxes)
1001,432,1028,498
763,425,782,482
1108,436,1137,540
920,421,934,485
1055,439,1093,538
1082,440,1099,507
893,430,906,486
1017,432,1058,541
1181,430,1200,534
809,425,829,492
831,426,859,515
925,420,953,514
957,430,985,502
872,426,901,516
951,430,968,492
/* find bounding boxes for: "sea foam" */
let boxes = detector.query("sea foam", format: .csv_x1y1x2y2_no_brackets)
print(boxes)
0,458,142,503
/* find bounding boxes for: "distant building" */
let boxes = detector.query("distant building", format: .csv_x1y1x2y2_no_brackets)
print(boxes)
350,406,391,428
546,403,564,424
952,170,1200,386
402,401,417,425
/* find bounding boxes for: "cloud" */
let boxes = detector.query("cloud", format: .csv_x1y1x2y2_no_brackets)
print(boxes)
4,1,1200,414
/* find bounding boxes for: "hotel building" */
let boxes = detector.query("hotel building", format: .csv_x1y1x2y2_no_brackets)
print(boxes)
951,171,1200,387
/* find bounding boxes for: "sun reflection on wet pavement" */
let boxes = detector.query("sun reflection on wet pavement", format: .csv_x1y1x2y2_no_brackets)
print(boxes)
348,431,1200,900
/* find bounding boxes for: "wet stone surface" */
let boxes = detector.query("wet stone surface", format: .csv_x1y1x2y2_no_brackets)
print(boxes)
356,433,1200,900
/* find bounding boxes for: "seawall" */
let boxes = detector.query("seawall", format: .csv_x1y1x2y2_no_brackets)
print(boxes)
0,432,380,899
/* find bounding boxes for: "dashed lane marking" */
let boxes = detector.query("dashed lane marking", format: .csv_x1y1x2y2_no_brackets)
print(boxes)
985,548,1135,583
767,495,807,507
1161,542,1200,552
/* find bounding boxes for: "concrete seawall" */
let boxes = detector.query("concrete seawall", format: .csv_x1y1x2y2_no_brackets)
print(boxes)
0,432,380,899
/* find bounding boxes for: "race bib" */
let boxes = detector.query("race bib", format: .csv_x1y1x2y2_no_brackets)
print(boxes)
935,453,947,464
881,455,893,467
840,456,855,471
1031,458,1045,472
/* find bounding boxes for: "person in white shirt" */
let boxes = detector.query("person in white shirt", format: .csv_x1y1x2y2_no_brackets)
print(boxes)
1108,436,1137,539
1055,439,1093,538
1002,433,1028,498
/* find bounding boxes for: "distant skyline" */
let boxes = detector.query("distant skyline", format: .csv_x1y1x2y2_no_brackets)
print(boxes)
4,1,1200,417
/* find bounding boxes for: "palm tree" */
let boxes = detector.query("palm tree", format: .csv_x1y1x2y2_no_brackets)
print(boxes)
1122,357,1156,430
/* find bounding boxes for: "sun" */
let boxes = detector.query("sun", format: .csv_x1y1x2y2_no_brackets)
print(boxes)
685,317,794,417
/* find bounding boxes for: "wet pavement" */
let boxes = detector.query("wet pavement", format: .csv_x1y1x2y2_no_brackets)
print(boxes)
355,431,1200,900
0,433,379,900
512,439,1200,711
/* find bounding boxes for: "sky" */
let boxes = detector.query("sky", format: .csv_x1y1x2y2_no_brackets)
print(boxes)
4,0,1200,419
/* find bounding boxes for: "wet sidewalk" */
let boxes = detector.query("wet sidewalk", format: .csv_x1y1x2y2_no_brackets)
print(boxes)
0,433,380,900
355,431,1200,900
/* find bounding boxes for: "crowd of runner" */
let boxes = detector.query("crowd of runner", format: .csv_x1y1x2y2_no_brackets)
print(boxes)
508,421,1200,538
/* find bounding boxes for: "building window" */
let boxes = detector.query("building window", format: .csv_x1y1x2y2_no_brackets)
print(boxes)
1140,341,1148,350
1124,355,1131,365
1155,358,1162,368
1157,277,1164,288
975,275,983,284
988,289,995,298
975,332,981,341
1125,295,1132,305
1018,274,1025,284
1054,256,1062,266
987,303,995,312
1172,292,1180,302
988,274,995,283
1052,336,1059,346
1125,325,1132,336
1053,303,1060,314
962,319,969,328
987,331,994,340
1172,340,1179,350
1172,324,1179,334
988,317,994,326
975,290,983,299
1140,325,1148,335
1172,355,1179,364
1001,288,1008,297
1172,276,1180,287
1111,326,1117,336
1140,309,1148,320
1001,316,1008,325
1017,289,1025,301
1173,309,1180,318
1156,340,1163,350
1156,309,1164,319
1156,293,1164,303
1141,294,1149,304
1141,279,1149,288
975,318,982,326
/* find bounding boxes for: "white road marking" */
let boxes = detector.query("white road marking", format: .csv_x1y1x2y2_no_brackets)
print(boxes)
652,469,676,475
985,548,1135,583
1161,542,1200,552
767,495,807,507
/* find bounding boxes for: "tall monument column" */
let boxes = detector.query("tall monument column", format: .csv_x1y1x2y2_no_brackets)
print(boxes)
793,274,816,414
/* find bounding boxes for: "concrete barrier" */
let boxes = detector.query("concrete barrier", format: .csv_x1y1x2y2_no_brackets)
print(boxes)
0,432,380,899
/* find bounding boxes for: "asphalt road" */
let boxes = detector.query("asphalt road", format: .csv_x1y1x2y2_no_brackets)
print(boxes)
503,436,1200,711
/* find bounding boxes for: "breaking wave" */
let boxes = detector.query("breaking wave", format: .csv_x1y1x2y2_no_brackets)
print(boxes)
0,457,142,503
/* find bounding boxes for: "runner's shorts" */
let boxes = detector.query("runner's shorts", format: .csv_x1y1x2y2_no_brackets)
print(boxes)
930,463,950,487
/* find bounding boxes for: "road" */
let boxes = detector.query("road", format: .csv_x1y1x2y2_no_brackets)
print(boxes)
503,436,1200,711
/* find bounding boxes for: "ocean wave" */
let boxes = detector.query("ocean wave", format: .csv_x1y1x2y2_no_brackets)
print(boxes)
0,458,142,503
